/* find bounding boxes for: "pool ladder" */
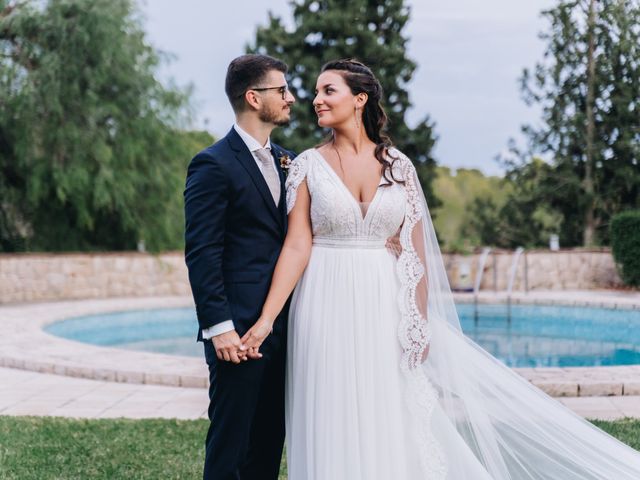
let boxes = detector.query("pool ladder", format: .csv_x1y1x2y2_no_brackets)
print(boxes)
473,247,528,322
506,247,526,320
473,247,492,322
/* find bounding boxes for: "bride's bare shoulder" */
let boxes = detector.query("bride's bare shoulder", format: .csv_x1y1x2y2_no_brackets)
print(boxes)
313,144,332,158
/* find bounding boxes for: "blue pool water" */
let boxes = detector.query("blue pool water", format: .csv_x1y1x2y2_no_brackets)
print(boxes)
44,304,640,368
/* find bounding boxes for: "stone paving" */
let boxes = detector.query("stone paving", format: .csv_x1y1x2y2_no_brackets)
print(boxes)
0,367,207,419
2,367,638,421
458,289,640,309
558,394,640,421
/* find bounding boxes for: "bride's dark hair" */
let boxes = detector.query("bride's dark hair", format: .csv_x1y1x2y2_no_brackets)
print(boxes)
321,58,401,185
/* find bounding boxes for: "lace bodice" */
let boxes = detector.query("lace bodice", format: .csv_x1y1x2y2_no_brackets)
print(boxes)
286,148,406,242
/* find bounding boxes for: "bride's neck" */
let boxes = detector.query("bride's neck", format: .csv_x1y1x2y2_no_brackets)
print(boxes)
331,126,372,155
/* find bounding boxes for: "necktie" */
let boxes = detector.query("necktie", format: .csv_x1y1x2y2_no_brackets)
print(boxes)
254,148,281,206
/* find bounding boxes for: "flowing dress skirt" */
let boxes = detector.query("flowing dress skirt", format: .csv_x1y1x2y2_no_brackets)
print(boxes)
285,241,493,479
286,242,422,479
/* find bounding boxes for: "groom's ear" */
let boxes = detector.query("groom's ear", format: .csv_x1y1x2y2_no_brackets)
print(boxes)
244,90,262,112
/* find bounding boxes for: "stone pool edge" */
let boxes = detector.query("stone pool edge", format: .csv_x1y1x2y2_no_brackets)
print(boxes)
0,296,208,388
0,292,639,396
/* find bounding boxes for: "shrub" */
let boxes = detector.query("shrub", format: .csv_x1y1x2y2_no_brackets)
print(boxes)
611,211,640,287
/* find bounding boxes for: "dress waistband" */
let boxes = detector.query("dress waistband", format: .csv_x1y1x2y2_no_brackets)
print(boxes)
312,236,387,249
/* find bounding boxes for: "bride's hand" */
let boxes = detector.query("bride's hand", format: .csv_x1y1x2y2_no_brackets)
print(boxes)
385,233,402,258
240,318,273,359
421,344,430,363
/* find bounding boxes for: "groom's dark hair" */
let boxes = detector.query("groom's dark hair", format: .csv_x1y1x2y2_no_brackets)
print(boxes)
226,54,288,113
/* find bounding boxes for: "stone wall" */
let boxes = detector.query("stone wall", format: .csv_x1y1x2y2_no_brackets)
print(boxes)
444,249,623,292
0,249,624,304
0,252,190,304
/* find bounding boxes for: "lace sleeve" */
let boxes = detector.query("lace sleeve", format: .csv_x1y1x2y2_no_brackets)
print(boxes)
285,151,310,214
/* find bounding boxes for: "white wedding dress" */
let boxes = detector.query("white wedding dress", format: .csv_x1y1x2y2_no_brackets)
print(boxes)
284,148,640,480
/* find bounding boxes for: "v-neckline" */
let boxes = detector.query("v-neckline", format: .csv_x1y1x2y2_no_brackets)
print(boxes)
312,148,384,222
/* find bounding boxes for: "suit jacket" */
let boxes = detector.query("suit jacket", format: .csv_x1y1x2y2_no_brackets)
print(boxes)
184,127,295,343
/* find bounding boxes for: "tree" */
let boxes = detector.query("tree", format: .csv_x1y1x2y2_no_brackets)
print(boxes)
469,157,562,249
249,0,441,208
518,0,640,247
432,166,509,250
0,0,196,252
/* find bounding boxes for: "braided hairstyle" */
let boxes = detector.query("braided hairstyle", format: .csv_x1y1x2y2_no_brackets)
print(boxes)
321,58,401,185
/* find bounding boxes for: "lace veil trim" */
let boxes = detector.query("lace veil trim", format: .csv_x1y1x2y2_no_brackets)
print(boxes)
395,150,447,479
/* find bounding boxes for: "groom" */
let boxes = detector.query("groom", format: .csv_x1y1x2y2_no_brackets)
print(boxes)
184,54,296,480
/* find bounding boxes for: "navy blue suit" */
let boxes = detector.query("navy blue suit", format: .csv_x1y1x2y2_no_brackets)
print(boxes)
184,127,294,480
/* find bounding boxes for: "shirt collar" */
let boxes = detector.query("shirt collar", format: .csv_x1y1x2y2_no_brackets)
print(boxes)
233,123,271,153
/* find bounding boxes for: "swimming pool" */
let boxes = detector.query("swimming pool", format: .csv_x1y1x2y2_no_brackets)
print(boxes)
44,304,640,368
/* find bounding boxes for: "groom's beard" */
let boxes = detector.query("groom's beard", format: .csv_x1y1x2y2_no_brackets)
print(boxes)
259,104,291,127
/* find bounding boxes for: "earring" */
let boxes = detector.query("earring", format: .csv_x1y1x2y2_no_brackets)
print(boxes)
354,107,361,129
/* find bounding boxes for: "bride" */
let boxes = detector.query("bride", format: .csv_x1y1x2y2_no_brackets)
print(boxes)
240,58,640,479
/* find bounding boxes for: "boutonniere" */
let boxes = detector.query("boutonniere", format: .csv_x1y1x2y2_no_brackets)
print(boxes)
279,153,292,174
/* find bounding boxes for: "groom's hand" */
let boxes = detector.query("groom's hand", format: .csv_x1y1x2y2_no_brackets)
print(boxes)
212,330,247,364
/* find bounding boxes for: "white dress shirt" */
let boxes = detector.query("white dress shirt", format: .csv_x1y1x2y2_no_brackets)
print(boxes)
201,124,277,339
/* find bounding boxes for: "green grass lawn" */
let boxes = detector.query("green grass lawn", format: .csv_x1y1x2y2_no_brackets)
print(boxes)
1,416,638,479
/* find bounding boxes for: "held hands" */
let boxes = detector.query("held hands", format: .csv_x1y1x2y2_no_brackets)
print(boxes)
212,318,274,363
240,317,273,360
212,330,248,364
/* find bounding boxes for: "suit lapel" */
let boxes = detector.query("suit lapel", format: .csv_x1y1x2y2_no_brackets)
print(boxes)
226,128,283,227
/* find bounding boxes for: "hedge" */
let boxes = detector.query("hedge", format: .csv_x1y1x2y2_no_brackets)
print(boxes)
611,210,640,287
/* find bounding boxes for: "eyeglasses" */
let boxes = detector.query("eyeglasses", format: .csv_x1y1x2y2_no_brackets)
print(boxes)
239,84,290,100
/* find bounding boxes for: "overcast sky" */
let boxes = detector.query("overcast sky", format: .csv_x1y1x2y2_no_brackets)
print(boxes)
139,0,557,176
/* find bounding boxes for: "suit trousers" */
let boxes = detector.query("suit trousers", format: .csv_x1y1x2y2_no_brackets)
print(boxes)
202,337,286,480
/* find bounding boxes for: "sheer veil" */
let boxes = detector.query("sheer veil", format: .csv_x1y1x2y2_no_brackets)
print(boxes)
395,150,640,479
